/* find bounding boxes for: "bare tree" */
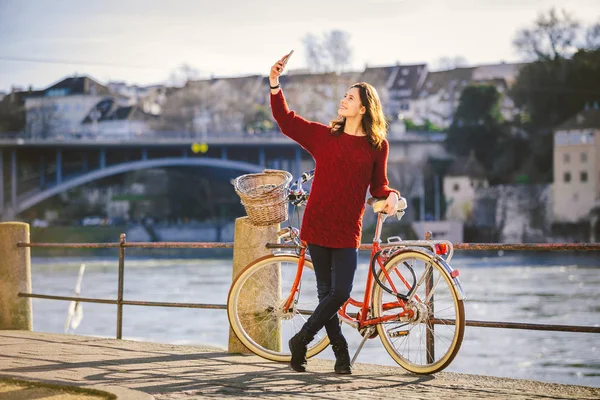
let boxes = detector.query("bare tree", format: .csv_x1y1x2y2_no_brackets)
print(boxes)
299,30,355,121
27,99,61,139
168,63,203,87
435,56,469,71
303,34,325,73
513,8,580,61
585,21,600,50
153,77,265,136
303,30,353,74
151,82,210,134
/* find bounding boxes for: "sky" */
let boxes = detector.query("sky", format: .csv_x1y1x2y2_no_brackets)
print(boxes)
0,0,598,92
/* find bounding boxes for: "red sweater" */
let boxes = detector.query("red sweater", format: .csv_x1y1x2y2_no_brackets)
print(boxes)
270,90,399,249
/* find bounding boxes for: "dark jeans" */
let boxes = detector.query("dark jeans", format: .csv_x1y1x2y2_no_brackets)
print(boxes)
302,243,358,342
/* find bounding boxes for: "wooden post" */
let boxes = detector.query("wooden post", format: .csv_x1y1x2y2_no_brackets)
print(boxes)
0,222,32,330
228,216,280,353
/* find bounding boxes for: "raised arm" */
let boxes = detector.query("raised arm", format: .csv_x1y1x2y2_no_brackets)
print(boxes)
269,55,326,154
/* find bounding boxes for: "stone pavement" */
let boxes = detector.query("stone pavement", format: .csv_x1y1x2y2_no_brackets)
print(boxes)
1,330,599,400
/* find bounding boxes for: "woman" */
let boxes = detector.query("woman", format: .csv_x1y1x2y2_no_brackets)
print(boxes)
269,53,400,374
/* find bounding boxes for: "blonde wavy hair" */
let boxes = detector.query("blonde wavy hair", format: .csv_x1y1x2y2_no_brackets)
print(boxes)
330,82,387,149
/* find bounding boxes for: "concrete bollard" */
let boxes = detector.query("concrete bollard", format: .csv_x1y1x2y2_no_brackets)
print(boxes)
228,216,280,354
0,222,32,330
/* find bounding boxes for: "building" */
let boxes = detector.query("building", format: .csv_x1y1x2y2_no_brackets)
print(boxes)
359,63,428,122
80,100,158,140
0,87,36,135
552,105,600,222
156,75,268,136
413,67,475,129
23,76,164,140
107,82,166,116
412,63,523,129
443,154,488,222
24,76,113,138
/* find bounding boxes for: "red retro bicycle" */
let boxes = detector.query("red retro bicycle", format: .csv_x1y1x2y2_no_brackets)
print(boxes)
227,170,466,374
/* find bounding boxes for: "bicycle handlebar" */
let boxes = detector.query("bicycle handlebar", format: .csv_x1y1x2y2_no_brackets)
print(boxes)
300,169,315,184
288,169,314,207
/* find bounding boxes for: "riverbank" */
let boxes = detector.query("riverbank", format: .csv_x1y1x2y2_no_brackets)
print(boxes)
1,331,599,400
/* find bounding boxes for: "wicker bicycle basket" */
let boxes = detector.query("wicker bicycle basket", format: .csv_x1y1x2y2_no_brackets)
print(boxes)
233,169,293,226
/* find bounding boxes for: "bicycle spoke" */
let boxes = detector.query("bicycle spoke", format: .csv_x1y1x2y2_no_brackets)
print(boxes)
228,255,330,361
425,274,444,303
373,251,465,374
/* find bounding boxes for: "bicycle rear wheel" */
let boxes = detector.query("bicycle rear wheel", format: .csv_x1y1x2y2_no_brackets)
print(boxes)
227,254,330,361
372,250,465,374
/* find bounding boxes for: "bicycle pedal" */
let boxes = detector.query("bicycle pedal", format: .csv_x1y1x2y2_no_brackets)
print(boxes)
388,330,409,338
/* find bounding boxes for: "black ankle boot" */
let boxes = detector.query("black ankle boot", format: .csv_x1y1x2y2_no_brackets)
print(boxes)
331,337,352,374
289,330,311,372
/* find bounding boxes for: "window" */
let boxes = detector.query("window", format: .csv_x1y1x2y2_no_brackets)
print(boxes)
568,132,577,144
402,68,409,76
573,192,578,201
46,88,68,97
564,153,570,163
453,183,460,192
588,131,595,144
581,152,587,163
581,131,595,144
555,132,568,145
581,171,588,182
564,172,571,183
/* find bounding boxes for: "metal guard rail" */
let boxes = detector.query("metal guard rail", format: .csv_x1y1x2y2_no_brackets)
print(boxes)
17,235,600,339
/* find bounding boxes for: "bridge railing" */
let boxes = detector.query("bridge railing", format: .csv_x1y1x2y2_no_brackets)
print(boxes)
1,130,284,142
14,235,600,339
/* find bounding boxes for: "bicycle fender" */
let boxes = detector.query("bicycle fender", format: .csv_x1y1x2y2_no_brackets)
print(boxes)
390,248,467,301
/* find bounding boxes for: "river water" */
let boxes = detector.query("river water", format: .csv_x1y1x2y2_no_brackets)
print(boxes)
29,252,599,388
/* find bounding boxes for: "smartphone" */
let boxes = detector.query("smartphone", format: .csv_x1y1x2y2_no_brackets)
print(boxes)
282,50,294,68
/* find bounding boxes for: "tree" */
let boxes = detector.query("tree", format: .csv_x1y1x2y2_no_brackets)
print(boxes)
302,30,352,74
509,48,600,183
445,85,516,183
585,21,600,50
168,63,202,87
435,56,468,71
243,104,274,135
509,9,600,182
27,98,61,139
0,94,25,133
152,82,209,134
513,8,580,61
154,76,268,136
404,118,444,132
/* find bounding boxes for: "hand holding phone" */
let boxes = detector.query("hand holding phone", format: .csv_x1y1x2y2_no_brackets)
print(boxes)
282,50,294,68
270,50,294,85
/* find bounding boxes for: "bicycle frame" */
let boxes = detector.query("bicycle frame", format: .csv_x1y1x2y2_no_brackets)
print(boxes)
279,172,464,338
338,212,415,330
280,208,465,326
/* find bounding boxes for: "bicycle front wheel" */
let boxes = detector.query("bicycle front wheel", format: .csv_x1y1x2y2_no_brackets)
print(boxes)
372,250,465,374
227,254,330,362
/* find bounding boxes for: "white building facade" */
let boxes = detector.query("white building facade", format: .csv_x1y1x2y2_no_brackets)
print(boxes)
552,108,600,222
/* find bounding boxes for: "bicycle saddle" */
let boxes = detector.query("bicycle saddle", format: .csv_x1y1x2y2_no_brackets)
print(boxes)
367,196,408,214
